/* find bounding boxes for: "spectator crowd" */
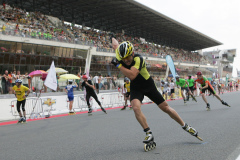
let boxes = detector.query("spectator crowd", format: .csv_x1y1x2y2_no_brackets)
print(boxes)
0,3,210,64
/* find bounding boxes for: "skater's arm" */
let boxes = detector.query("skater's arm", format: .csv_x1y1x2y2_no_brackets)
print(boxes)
74,82,78,87
119,66,139,81
183,80,189,87
64,88,68,94
112,38,119,50
25,89,30,97
202,81,209,89
85,81,94,89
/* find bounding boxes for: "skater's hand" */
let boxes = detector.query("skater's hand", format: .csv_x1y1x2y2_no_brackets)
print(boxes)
199,87,203,90
23,95,26,99
111,58,122,68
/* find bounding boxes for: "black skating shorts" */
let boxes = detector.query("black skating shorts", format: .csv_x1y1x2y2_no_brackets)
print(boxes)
201,86,216,94
170,89,175,94
16,99,26,112
181,87,189,92
130,85,165,105
189,86,195,92
125,92,130,98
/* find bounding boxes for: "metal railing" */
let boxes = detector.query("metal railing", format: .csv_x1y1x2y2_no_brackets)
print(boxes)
66,95,93,112
100,92,125,108
10,97,43,119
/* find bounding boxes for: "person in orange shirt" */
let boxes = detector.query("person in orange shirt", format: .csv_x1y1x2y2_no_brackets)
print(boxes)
8,72,12,94
195,71,230,110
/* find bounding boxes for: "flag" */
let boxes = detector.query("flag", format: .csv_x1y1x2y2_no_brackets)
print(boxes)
44,61,57,91
166,55,177,78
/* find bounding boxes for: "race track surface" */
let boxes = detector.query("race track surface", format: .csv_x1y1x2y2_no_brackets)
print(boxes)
1,91,240,160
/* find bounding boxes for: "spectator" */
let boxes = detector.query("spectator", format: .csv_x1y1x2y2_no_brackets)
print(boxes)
76,72,81,91
16,70,22,79
0,74,2,94
22,72,30,87
2,24,6,34
12,70,17,86
8,71,12,93
1,70,9,94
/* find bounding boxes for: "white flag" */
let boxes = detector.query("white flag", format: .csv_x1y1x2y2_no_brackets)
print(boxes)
44,61,57,91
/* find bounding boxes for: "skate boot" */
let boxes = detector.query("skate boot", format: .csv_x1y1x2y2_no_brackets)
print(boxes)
143,131,156,152
69,111,76,115
191,95,197,102
206,103,211,111
221,100,230,107
88,108,93,115
182,123,203,141
129,106,133,110
22,117,27,123
17,117,23,124
184,99,187,104
186,96,189,101
101,107,107,114
121,105,127,110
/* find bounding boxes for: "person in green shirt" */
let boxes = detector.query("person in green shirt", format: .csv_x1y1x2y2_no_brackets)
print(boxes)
43,32,48,39
175,75,197,104
186,75,195,101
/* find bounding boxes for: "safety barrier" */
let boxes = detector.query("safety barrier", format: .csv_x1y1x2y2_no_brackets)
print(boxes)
100,92,125,108
10,98,43,119
66,95,93,112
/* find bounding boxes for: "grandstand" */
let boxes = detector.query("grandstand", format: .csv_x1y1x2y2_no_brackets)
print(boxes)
0,1,220,77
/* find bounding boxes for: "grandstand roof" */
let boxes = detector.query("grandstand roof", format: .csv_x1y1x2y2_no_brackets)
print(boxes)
8,0,222,51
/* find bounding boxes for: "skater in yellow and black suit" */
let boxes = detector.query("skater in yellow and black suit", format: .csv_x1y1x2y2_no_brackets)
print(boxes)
12,79,30,123
121,77,132,110
111,39,201,148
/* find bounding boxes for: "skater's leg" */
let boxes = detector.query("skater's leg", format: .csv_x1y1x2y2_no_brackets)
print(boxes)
124,94,128,106
201,93,208,104
21,99,26,118
181,90,185,101
91,92,106,113
16,100,23,117
213,94,222,101
91,92,102,107
86,93,91,107
158,101,184,126
131,99,149,129
69,101,73,111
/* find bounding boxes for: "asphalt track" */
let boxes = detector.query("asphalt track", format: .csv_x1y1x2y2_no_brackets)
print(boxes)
0,91,240,160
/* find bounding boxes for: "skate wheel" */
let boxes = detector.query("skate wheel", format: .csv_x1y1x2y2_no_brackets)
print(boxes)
152,142,156,148
144,144,150,152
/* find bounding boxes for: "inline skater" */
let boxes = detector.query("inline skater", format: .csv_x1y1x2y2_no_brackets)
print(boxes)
64,80,78,114
161,80,169,100
12,79,30,123
175,76,197,104
194,71,230,110
121,77,132,110
111,39,202,151
81,75,107,114
187,75,195,101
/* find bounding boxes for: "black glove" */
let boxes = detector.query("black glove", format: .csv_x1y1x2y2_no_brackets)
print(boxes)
111,58,122,68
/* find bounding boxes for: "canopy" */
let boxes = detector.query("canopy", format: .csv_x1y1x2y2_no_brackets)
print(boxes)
29,70,47,77
47,67,68,74
60,74,80,80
